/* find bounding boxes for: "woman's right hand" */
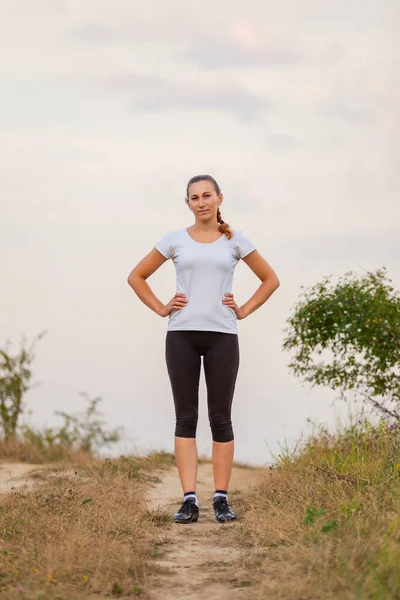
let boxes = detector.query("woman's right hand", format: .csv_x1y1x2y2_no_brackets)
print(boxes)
158,293,188,318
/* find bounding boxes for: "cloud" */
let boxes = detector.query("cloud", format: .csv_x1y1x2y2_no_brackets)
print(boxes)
2,0,66,15
178,40,300,70
320,98,376,125
318,74,379,126
300,231,400,264
104,73,271,122
65,7,199,46
68,16,301,70
66,21,149,44
265,134,298,148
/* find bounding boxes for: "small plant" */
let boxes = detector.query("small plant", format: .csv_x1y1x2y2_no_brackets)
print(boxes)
321,519,339,533
19,392,123,457
112,582,123,595
0,331,46,439
303,505,326,525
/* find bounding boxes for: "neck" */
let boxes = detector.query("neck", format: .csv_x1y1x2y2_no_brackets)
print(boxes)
191,221,221,233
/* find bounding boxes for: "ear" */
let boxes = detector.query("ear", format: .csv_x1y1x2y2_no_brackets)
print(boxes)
218,192,224,207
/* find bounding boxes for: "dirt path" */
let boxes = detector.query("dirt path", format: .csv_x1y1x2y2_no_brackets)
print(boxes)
0,462,75,495
0,462,48,494
145,462,267,600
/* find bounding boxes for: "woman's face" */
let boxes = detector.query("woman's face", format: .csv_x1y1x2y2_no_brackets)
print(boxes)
186,180,223,220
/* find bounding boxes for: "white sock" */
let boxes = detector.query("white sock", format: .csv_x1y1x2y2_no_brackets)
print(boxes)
214,492,228,500
184,492,198,507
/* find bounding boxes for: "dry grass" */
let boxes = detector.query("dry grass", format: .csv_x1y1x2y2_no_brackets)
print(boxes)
232,418,400,600
3,417,400,599
0,434,92,465
0,451,176,599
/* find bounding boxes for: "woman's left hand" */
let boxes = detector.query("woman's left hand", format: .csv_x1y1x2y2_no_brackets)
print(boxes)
222,293,247,320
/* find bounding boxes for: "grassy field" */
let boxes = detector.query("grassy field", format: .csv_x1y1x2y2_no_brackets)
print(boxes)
1,416,400,599
0,442,175,599
233,417,400,600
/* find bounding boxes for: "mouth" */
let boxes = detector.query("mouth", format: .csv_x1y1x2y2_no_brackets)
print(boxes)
199,210,209,214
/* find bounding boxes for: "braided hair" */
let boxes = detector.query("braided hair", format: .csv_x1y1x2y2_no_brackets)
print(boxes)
185,174,233,240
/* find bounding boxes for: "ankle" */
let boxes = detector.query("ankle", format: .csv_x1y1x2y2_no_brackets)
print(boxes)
184,491,198,506
214,489,228,500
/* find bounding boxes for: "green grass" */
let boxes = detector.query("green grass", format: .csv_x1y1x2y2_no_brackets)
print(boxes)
234,415,400,600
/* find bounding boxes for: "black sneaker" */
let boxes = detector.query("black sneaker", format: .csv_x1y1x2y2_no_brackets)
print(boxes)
173,497,199,524
213,496,236,523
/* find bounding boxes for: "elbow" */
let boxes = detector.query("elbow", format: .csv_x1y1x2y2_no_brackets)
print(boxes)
264,274,280,289
127,271,138,288
271,270,280,288
127,270,146,290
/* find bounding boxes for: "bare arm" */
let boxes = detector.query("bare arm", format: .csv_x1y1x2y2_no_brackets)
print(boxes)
127,248,187,317
239,250,280,318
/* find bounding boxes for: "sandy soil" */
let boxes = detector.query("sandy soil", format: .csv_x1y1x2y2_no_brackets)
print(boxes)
145,462,267,600
0,462,47,494
0,462,75,495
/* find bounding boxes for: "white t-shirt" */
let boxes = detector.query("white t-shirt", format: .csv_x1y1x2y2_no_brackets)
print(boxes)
154,227,256,334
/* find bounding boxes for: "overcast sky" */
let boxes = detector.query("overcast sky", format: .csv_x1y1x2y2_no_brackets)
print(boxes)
1,0,399,465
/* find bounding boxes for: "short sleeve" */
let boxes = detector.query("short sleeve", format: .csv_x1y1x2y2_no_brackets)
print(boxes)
154,230,176,259
235,230,257,259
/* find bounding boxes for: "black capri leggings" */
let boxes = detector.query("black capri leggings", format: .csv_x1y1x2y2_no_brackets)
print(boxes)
165,330,240,443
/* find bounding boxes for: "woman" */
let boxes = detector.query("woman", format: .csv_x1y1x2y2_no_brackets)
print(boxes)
127,174,280,524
